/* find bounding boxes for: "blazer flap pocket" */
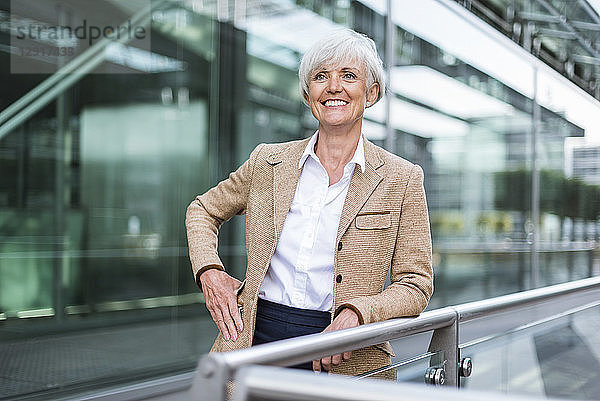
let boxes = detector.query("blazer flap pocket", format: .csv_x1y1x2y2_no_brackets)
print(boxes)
355,212,391,230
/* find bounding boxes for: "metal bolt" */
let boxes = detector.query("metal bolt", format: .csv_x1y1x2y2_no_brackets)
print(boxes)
435,368,445,385
425,367,445,385
459,357,472,377
425,367,435,384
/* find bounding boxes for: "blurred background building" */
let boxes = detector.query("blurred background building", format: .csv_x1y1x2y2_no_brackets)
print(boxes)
1,0,600,399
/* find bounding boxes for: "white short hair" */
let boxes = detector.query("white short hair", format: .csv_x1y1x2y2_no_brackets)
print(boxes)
298,28,385,105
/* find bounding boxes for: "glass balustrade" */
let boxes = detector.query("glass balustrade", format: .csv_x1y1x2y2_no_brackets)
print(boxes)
460,303,600,400
359,351,440,383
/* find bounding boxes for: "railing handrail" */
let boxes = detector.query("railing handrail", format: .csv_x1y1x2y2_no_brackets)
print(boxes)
205,276,600,370
455,275,600,321
232,365,572,401
193,276,600,401
212,307,456,369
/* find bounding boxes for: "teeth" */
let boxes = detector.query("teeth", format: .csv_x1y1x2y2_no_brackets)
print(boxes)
324,100,347,107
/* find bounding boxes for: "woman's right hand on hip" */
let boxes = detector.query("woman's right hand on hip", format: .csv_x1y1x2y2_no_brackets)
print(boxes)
199,269,244,342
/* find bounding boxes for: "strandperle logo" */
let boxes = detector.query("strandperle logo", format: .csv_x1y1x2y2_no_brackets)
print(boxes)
10,0,152,74
15,19,147,46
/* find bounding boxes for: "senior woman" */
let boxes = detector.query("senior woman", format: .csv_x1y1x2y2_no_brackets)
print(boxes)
186,28,433,377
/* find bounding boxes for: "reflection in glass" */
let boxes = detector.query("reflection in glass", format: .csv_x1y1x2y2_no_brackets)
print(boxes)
461,304,600,399
359,351,440,384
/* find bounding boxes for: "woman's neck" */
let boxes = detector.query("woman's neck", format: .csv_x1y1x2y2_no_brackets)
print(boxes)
314,123,362,185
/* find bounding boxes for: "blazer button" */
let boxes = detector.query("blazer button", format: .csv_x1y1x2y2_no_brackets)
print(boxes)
336,274,342,283
337,241,343,251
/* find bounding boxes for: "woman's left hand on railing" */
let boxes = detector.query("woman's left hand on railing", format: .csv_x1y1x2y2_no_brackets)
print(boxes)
312,308,360,372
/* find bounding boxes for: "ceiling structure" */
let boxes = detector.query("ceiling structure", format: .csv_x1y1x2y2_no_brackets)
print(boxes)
454,0,600,101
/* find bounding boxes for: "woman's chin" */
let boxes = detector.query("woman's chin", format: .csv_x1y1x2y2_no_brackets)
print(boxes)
318,117,362,131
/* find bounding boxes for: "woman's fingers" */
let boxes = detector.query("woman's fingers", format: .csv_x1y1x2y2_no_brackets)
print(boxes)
223,299,240,341
320,356,332,371
210,293,238,341
207,300,231,340
228,299,244,332
311,308,358,371
223,316,238,341
312,352,347,372
200,270,244,341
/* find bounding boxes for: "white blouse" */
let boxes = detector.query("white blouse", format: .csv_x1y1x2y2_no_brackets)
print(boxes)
258,132,365,312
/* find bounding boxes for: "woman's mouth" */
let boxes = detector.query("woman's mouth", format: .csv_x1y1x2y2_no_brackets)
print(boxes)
323,99,348,107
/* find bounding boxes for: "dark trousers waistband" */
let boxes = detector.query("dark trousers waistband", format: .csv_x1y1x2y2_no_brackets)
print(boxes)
253,298,331,370
256,298,331,327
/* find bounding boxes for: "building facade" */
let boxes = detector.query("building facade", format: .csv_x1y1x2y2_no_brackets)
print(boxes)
1,0,599,398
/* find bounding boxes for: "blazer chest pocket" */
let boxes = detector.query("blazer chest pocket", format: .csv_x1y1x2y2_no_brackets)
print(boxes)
355,212,391,230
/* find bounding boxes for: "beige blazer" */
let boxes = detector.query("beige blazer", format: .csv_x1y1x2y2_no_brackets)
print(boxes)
185,136,433,377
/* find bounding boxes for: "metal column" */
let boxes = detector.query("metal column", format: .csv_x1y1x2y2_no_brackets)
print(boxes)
427,311,458,386
384,0,395,153
531,67,540,288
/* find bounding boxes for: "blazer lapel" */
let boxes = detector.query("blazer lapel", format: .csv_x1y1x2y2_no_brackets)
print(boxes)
336,138,384,242
268,138,310,243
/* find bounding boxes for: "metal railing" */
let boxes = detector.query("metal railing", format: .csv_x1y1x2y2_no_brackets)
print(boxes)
191,276,600,401
231,365,572,401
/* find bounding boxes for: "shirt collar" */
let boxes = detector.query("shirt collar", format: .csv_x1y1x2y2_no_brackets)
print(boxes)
298,131,366,173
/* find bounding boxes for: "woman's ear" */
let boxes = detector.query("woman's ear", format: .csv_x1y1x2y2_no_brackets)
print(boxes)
365,83,379,107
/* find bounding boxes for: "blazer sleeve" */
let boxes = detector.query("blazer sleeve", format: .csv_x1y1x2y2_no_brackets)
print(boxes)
336,164,433,324
185,144,265,285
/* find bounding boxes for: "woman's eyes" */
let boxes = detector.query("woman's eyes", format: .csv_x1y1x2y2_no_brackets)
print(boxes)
313,72,357,80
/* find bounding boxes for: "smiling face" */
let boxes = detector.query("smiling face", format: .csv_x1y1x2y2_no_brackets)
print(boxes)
306,60,379,132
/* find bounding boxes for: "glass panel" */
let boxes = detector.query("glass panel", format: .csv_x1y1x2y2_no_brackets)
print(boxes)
460,303,600,399
0,1,217,398
359,351,441,384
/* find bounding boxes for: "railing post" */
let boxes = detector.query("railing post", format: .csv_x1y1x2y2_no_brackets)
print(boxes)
427,309,458,387
189,354,230,401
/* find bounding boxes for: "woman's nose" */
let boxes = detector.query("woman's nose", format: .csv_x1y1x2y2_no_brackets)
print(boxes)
326,76,342,92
